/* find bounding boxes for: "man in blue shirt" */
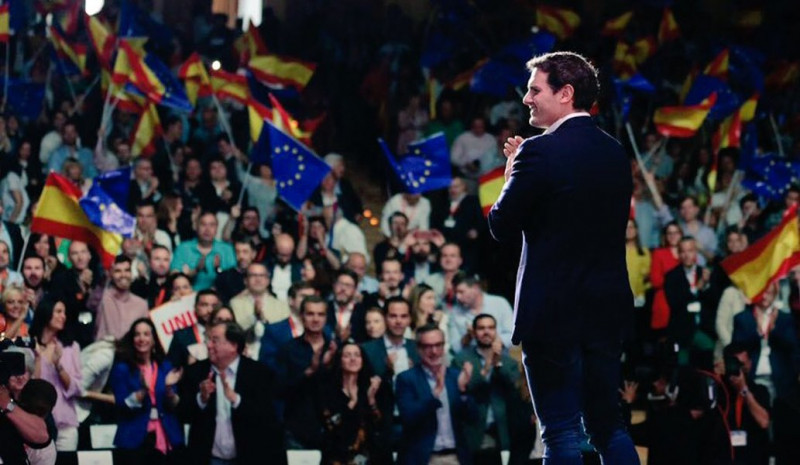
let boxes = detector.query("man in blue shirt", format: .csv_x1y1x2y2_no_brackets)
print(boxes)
171,211,236,290
46,121,97,179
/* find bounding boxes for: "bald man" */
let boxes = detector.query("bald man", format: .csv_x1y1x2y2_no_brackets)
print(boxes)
267,233,303,302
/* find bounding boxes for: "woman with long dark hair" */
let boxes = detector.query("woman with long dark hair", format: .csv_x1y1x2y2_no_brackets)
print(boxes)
110,318,184,465
30,298,82,451
319,341,390,464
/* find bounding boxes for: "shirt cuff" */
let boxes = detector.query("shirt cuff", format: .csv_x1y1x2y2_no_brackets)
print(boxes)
125,393,143,409
196,393,208,409
231,394,242,409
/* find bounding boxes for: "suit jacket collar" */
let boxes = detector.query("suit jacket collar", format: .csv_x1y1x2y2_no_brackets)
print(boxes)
543,112,592,135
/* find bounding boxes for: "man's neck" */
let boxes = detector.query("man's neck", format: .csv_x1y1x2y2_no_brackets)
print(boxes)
470,293,484,314
215,355,238,372
304,331,324,345
197,239,214,248
386,333,405,346
111,287,130,298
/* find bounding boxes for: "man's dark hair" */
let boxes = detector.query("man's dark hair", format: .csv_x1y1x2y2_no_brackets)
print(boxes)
788,185,800,197
150,244,170,256
452,271,480,289
472,313,497,331
389,211,409,225
381,257,403,273
135,200,157,212
288,281,316,299
195,289,219,306
308,215,327,230
723,341,749,359
22,255,45,268
215,321,246,354
385,296,411,315
738,193,758,211
216,133,232,145
300,295,327,314
526,52,599,111
114,255,132,267
679,195,699,208
335,268,359,285
233,238,256,251
165,115,181,130
415,323,444,342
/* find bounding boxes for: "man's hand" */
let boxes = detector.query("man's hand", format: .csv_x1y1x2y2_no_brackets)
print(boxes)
165,367,183,386
79,269,93,289
619,380,639,404
458,361,473,393
433,365,446,397
460,327,474,349
321,340,337,368
218,371,238,404
367,376,381,407
729,371,747,393
503,136,524,182
199,371,216,404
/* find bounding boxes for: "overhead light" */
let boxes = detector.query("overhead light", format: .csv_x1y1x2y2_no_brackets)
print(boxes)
85,0,105,16
211,60,222,71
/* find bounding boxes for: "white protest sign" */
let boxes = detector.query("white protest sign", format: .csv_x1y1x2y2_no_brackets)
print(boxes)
149,293,197,351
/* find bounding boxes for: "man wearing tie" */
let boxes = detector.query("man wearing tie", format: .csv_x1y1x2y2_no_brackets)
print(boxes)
179,321,287,465
488,51,639,464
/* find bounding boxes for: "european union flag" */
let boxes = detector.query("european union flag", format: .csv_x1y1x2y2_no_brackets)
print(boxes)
79,183,136,237
94,167,132,214
379,132,452,194
0,78,44,121
140,52,192,113
613,73,655,121
684,75,741,122
470,60,528,97
741,153,800,201
496,32,556,65
264,120,331,211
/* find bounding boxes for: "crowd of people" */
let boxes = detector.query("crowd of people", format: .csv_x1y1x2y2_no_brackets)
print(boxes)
0,0,799,465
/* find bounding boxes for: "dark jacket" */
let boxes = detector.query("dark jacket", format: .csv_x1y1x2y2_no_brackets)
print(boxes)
178,357,287,465
487,116,633,344
665,265,716,346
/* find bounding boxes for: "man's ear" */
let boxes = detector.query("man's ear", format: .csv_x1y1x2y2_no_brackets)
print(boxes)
559,84,575,104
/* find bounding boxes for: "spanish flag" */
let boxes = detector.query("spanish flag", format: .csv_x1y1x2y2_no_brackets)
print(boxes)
479,167,505,217
248,97,272,143
130,103,162,157
101,69,146,113
446,58,488,91
657,8,680,44
211,69,248,105
84,13,115,69
535,5,580,40
722,204,800,302
653,93,716,138
49,26,88,75
708,94,758,192
612,41,637,79
248,54,316,91
31,173,122,269
268,94,313,146
0,5,10,43
178,52,212,106
704,49,729,80
233,19,268,64
632,36,657,65
601,11,633,37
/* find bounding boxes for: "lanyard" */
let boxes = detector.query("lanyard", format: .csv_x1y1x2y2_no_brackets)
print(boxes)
140,361,158,403
735,395,744,429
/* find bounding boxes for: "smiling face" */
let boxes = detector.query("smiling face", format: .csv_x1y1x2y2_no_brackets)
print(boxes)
340,344,363,374
48,301,67,332
522,68,571,129
133,322,155,358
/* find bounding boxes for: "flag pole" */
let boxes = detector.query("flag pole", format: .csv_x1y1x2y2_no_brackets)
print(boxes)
2,39,9,112
625,122,665,208
236,162,253,206
16,233,30,273
54,55,79,108
69,74,101,117
211,93,236,146
769,114,785,158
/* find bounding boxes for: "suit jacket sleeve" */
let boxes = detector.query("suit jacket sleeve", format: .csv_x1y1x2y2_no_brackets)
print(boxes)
488,139,550,243
396,371,442,429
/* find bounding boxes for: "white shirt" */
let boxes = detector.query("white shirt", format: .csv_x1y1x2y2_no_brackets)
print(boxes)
422,366,457,451
271,264,292,302
330,218,369,263
542,112,591,135
380,194,431,237
1,172,29,224
384,335,411,380
196,356,242,460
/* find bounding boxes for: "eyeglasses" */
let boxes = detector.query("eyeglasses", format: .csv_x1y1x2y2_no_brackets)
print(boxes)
247,273,269,278
418,342,445,351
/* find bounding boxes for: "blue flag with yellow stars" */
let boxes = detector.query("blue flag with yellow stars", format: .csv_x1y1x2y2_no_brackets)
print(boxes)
264,120,331,211
93,167,132,213
378,132,452,194
79,183,136,237
741,153,800,201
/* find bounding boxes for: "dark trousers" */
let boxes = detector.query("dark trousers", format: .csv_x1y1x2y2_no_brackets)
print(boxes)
521,339,640,465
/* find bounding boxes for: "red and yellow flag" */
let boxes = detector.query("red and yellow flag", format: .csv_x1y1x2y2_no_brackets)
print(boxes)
49,26,88,75
130,103,163,157
535,5,580,40
447,58,488,91
708,94,758,192
612,42,637,79
658,8,680,44
178,53,212,106
601,11,633,37
211,69,249,104
84,13,115,69
704,49,729,80
248,54,316,91
233,19,268,64
722,205,800,302
632,36,657,65
0,5,10,43
653,93,716,138
268,94,313,146
479,167,505,217
31,173,123,269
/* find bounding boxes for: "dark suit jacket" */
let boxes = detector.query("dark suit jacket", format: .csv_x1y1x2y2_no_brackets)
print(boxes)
130,276,169,309
214,268,246,304
487,116,633,344
395,365,474,465
110,360,184,449
732,309,800,408
326,300,368,343
1,221,23,270
166,326,201,368
664,266,715,346
431,194,485,247
178,357,287,465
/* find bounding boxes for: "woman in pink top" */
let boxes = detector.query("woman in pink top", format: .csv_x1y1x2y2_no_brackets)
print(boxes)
31,298,82,451
110,318,185,465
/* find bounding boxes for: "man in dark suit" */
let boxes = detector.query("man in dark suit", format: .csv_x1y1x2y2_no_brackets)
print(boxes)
431,176,485,272
396,324,475,465
167,290,221,367
487,52,639,464
327,269,367,342
178,321,287,465
214,239,256,304
664,237,715,369
131,245,172,308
